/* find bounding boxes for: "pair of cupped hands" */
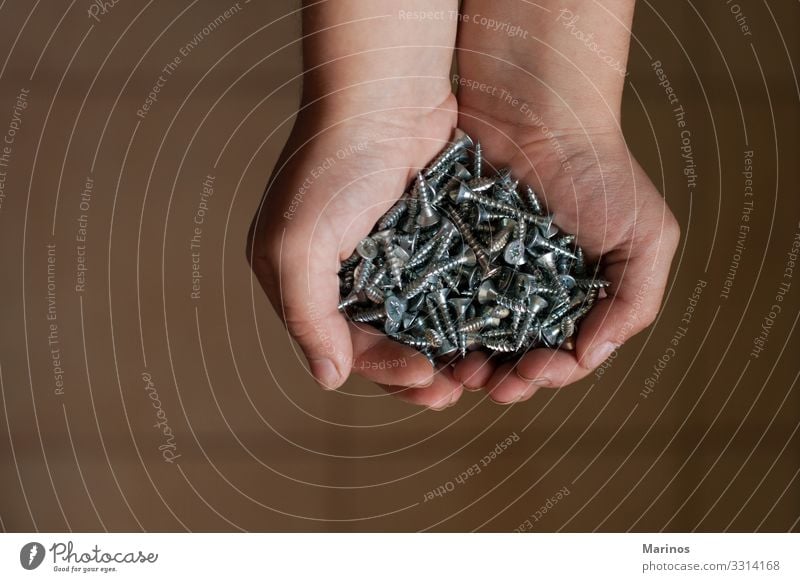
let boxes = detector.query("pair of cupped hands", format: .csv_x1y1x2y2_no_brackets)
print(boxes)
247,47,679,410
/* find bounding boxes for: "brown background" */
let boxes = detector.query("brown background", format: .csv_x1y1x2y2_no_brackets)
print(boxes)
0,0,798,532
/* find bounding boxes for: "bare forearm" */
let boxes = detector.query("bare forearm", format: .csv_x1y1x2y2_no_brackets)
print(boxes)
301,0,458,114
457,0,635,130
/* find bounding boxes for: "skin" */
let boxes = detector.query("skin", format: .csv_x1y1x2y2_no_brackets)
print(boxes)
248,0,680,408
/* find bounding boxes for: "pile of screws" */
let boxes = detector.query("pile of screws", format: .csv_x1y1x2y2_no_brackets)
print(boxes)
337,129,608,362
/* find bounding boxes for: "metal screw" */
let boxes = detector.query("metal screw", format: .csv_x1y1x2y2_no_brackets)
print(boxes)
337,128,606,361
424,128,473,178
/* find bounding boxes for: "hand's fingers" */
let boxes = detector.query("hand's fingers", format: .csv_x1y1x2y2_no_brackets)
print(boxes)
250,224,354,390
576,214,679,372
349,323,435,387
485,362,542,404
514,348,593,388
452,351,495,390
381,365,463,410
513,207,679,388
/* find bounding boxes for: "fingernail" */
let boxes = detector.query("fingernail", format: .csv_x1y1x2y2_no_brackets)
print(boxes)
585,341,618,370
413,375,435,388
447,390,460,408
428,396,451,411
492,385,535,405
516,369,551,387
311,358,341,390
518,382,541,402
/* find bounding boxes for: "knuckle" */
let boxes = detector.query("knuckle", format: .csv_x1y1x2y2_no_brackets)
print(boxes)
632,301,659,334
285,310,332,358
664,210,681,246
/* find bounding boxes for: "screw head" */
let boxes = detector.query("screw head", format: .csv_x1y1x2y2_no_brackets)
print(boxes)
453,127,474,149
541,324,562,346
450,161,472,180
534,251,558,271
477,280,497,304
384,295,408,322
514,272,538,297
371,229,394,246
425,328,443,349
416,206,440,227
449,182,472,205
401,312,418,330
474,205,493,225
468,176,496,192
529,295,549,315
436,339,458,356
558,274,576,290
449,297,472,318
384,318,401,335
460,246,477,267
491,305,511,319
431,287,450,305
391,245,410,264
538,220,559,239
503,239,527,266
356,237,378,259
407,293,426,313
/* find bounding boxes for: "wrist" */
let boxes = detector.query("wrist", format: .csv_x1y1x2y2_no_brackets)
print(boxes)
456,0,634,131
300,0,458,120
301,73,454,123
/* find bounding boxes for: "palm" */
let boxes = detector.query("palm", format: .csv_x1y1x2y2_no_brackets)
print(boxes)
251,89,678,407
249,100,466,408
451,107,679,401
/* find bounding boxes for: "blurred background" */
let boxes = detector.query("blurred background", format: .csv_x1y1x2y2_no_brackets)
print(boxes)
0,0,798,532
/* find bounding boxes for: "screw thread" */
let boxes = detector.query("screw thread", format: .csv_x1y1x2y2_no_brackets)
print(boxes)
393,333,438,350
407,227,446,269
425,305,447,339
458,315,498,333
352,259,374,292
514,311,540,351
337,293,360,311
488,226,513,254
523,185,543,215
446,207,491,271
482,328,513,339
386,253,404,287
350,306,387,323
473,142,482,177
424,132,471,178
364,286,384,303
529,236,578,259
436,302,458,346
377,200,407,230
482,338,517,352
575,278,611,290
495,294,529,313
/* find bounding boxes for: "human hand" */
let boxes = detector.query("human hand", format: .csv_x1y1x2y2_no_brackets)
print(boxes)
450,122,680,402
248,0,467,408
247,82,466,409
249,0,679,409
450,0,680,403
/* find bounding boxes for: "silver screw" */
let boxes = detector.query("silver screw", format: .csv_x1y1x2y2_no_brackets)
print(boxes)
424,128,473,178
337,128,605,360
415,172,440,227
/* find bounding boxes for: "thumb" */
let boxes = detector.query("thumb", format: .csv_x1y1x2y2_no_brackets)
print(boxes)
251,225,353,390
576,229,678,371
